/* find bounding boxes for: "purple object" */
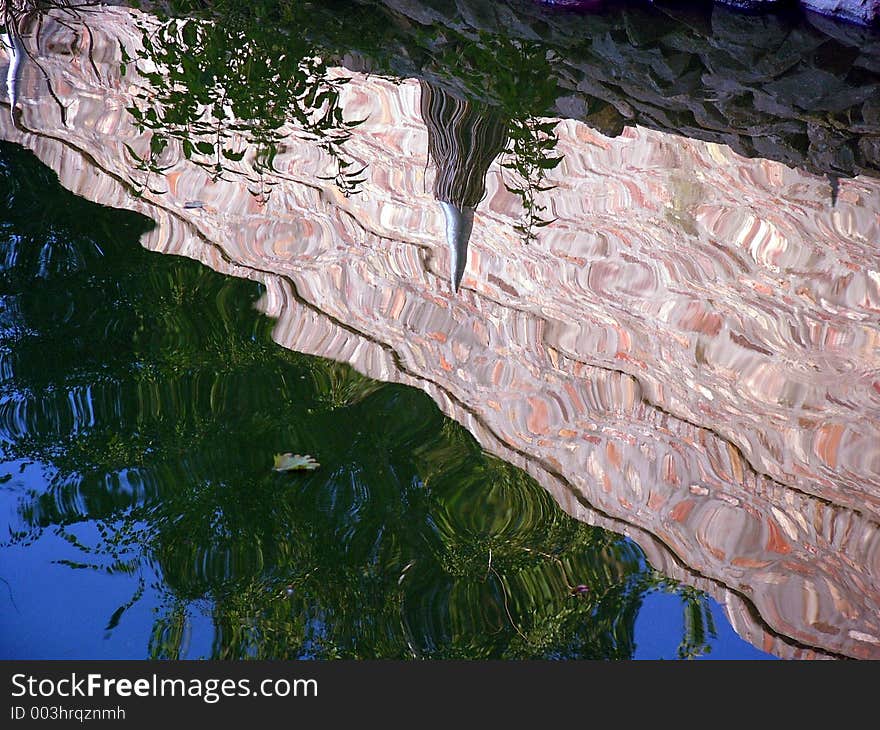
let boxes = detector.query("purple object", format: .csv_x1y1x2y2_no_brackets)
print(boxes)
533,0,606,9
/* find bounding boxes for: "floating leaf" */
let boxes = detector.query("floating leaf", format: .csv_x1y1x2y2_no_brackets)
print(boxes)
273,453,320,472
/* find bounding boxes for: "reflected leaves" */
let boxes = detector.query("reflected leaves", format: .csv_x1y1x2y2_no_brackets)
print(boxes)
120,5,565,239
428,34,566,244
676,585,718,660
502,116,562,244
123,12,366,200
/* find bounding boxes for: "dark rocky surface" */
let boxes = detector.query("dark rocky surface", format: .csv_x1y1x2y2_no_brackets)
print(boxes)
538,1,880,25
338,0,880,179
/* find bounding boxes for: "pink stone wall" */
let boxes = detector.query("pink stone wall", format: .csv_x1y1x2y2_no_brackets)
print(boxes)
3,6,880,658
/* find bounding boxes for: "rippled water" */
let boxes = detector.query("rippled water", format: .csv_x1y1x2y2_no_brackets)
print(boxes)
1,0,879,660
0,140,769,659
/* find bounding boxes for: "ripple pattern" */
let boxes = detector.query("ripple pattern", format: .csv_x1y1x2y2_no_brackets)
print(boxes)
3,6,880,658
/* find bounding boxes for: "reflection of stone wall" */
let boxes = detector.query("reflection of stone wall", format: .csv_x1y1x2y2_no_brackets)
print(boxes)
3,6,880,659
348,0,880,179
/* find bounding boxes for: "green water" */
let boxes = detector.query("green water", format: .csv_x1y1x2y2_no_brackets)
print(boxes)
0,139,771,660
0,0,801,658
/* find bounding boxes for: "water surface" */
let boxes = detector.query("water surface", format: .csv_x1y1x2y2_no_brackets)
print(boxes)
2,0,880,659
0,139,771,659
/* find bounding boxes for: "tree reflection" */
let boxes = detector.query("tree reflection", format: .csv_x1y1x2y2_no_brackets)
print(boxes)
124,6,366,199
0,119,713,660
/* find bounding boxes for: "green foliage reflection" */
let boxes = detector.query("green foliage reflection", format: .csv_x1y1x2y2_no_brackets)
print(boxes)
127,0,565,221
124,4,367,198
0,140,715,659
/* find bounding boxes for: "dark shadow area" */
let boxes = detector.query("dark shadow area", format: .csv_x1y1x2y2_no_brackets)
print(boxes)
338,0,880,179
